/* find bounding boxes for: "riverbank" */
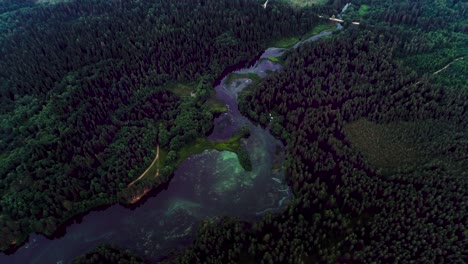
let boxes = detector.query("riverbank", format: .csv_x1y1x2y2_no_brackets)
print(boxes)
1,16,345,260
0,0,349,257
177,127,252,171
270,23,336,48
1,126,253,255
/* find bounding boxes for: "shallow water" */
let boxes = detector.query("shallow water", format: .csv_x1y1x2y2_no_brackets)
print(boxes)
0,22,340,264
0,43,290,264
0,129,287,263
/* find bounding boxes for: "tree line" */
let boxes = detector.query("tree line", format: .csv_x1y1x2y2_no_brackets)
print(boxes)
0,0,331,252
161,1,467,262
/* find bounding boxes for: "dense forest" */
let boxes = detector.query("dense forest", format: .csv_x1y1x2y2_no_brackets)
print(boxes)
164,0,466,263
235,31,466,263
1,0,467,262
0,0,334,252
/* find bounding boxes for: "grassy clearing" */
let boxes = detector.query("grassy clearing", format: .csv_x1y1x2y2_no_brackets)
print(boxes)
165,82,195,98
272,36,300,48
203,86,228,114
267,56,281,63
146,129,250,185
177,129,249,164
205,98,228,114
303,23,336,38
271,23,336,48
175,128,253,171
166,80,229,114
225,72,261,84
341,3,369,22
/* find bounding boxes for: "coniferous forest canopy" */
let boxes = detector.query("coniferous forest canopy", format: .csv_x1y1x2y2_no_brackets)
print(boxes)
0,0,467,263
0,0,330,251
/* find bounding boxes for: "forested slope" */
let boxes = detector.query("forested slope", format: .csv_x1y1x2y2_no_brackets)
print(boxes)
345,0,467,86
0,0,331,252
236,29,466,263
159,0,467,263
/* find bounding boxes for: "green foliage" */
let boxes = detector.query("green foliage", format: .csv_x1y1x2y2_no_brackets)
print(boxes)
72,244,146,264
303,23,337,38
236,147,253,172
5,0,468,262
168,1,467,262
271,36,301,48
225,73,261,85
176,127,252,171
430,58,468,90
0,0,325,251
358,4,369,16
270,23,336,48
171,217,250,263
267,56,280,63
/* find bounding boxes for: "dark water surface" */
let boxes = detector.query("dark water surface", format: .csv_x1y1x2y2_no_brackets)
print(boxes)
0,25,338,264
0,45,290,264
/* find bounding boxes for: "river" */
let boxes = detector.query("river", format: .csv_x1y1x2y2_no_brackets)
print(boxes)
0,22,341,264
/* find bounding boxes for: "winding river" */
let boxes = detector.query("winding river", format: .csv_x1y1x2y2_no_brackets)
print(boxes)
0,23,341,264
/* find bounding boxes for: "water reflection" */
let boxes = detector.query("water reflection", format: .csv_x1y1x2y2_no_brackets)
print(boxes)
1,24,327,264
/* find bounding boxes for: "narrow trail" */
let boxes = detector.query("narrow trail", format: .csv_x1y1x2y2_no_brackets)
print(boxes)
128,144,160,187
414,56,464,85
433,56,464,75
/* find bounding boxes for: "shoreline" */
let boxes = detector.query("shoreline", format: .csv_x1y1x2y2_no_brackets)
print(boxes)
0,21,342,256
1,174,174,255
0,127,252,254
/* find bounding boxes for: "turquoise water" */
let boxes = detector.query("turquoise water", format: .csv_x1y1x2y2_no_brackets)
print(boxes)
0,51,289,264
0,24,340,263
